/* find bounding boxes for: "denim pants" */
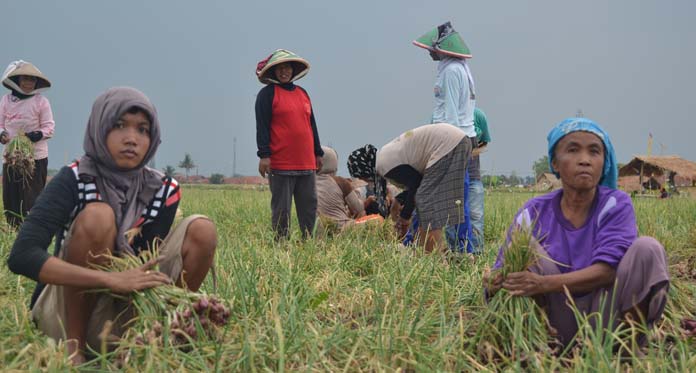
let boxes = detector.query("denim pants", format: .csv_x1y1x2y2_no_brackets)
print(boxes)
467,179,485,253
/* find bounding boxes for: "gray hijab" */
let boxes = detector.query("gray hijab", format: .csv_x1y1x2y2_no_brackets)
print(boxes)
79,87,162,255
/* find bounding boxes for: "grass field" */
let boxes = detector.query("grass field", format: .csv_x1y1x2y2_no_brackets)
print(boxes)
1,186,695,371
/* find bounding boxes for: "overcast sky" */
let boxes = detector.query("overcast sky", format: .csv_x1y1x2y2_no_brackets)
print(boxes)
3,0,695,177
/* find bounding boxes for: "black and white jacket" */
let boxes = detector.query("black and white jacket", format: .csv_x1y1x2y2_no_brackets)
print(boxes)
7,162,180,307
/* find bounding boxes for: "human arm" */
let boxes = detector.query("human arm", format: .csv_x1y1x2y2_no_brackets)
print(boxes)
37,96,55,139
0,98,7,144
474,108,491,144
298,87,324,158
502,263,616,297
471,144,487,157
384,165,422,235
255,85,274,159
37,256,170,293
333,176,365,217
7,167,78,280
384,165,422,220
347,192,366,218
310,109,323,160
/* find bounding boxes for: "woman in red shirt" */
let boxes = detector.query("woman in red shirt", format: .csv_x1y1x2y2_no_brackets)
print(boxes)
255,49,324,240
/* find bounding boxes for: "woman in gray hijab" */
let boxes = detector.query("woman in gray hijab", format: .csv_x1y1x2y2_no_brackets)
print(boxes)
7,87,217,365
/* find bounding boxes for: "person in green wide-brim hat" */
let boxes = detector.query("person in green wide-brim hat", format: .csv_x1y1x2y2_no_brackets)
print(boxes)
412,21,472,59
254,49,324,240
407,22,479,254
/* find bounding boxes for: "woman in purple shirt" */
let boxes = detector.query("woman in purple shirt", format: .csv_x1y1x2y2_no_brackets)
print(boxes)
484,118,669,346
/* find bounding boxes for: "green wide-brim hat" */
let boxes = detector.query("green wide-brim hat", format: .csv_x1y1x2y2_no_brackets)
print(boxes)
256,49,310,84
412,22,472,59
2,60,52,94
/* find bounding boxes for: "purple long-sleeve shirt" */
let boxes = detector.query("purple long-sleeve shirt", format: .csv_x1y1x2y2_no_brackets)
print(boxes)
494,186,638,273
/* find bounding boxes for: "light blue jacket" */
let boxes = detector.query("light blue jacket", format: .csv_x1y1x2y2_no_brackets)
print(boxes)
431,57,476,138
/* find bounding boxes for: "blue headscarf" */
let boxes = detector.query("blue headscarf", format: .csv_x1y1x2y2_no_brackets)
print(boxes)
547,118,618,189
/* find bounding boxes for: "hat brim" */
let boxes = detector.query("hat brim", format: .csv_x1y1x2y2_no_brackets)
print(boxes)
412,40,472,59
257,58,310,84
2,62,51,94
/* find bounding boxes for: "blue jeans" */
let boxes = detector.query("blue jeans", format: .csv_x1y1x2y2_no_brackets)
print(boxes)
467,179,484,254
404,171,473,254
444,170,473,253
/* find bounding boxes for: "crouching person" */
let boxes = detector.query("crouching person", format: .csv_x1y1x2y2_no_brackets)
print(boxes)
6,87,217,365
483,118,669,348
348,123,472,253
315,146,367,235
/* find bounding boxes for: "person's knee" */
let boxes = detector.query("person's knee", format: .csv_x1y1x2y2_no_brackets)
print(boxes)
66,203,116,262
72,203,116,241
617,236,666,278
629,236,665,262
185,218,217,254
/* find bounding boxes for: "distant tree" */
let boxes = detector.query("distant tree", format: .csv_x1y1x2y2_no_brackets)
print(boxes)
163,165,176,177
533,155,551,179
209,173,225,184
178,153,196,180
482,175,500,187
509,171,521,186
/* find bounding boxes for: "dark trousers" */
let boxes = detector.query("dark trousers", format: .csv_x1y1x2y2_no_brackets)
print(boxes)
269,172,317,239
3,157,48,227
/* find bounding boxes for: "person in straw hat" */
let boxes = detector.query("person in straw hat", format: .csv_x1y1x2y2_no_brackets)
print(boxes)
0,60,55,227
411,21,478,254
255,49,324,240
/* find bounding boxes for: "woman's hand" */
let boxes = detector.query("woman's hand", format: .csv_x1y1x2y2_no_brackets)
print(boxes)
258,158,271,177
104,257,171,294
502,271,547,296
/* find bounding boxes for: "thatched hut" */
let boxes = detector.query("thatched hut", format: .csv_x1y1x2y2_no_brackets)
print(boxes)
618,175,662,193
619,155,696,189
534,173,561,191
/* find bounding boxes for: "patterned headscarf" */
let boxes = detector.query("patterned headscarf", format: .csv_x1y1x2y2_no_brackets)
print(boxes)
547,117,618,189
79,87,163,255
347,145,388,217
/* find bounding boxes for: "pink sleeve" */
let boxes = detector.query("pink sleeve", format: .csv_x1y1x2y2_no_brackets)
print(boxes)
38,96,55,138
0,96,6,132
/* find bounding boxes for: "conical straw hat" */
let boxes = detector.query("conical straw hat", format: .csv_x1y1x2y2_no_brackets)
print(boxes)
2,60,51,94
412,22,472,59
256,49,310,84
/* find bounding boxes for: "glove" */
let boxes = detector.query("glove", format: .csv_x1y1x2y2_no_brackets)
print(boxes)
25,131,43,143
